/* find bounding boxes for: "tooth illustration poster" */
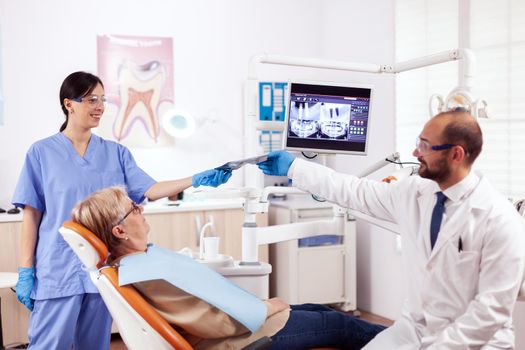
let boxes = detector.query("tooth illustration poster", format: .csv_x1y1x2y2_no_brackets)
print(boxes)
97,34,174,147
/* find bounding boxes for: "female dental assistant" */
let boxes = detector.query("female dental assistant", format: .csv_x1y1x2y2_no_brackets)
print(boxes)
12,71,231,350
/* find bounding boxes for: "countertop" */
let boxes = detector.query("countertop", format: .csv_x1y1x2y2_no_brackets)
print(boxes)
144,198,245,214
0,211,23,223
0,198,246,223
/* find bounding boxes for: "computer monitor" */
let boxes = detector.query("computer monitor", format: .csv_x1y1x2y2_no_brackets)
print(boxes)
284,81,372,155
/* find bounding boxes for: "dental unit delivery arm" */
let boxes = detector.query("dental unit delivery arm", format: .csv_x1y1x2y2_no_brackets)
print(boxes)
240,152,404,264
241,186,347,264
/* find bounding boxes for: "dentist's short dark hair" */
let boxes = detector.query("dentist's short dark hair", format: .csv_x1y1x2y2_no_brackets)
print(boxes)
436,111,483,165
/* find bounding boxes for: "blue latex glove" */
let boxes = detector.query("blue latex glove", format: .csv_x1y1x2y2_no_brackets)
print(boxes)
192,168,232,187
257,150,295,176
16,267,34,311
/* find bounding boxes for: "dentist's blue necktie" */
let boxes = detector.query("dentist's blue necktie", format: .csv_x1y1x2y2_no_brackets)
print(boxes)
430,191,447,250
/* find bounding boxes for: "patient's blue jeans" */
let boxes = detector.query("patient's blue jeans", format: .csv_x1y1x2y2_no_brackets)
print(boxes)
269,303,386,350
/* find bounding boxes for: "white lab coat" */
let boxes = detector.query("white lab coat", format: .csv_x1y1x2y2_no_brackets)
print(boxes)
289,159,525,349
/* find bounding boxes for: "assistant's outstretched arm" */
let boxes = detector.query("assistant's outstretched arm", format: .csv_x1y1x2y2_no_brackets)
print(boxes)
144,168,232,201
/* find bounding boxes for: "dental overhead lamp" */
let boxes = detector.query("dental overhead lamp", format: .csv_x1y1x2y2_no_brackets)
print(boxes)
429,87,489,119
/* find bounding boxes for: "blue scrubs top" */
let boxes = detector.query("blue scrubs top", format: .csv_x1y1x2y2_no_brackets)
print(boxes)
12,133,156,300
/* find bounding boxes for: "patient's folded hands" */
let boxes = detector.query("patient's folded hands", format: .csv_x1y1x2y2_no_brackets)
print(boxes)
265,297,290,317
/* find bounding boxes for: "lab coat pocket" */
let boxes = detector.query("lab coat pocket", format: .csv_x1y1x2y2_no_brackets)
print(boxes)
452,249,480,302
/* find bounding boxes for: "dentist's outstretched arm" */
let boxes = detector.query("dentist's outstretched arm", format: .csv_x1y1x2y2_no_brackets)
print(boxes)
257,151,295,176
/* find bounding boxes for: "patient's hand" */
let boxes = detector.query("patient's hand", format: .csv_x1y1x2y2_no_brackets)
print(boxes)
265,297,290,317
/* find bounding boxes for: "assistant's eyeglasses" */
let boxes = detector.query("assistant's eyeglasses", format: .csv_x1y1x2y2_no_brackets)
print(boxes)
71,94,107,108
117,201,142,225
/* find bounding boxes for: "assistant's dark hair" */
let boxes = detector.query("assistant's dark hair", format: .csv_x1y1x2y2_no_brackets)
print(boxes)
438,111,483,165
59,71,104,132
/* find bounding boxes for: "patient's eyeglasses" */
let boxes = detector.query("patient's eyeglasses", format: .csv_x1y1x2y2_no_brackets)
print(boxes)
71,94,107,108
117,201,141,225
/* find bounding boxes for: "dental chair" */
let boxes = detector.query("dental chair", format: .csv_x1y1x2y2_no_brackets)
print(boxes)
59,221,340,350
59,221,194,350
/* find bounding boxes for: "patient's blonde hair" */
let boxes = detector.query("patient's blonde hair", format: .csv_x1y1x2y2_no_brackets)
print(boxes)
71,186,129,251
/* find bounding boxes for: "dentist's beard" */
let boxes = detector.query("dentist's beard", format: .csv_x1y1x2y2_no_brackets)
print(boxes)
418,155,451,183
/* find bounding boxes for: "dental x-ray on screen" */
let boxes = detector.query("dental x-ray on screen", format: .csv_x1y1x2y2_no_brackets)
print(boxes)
284,82,372,155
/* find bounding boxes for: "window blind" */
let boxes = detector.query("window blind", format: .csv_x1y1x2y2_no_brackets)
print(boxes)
470,0,525,198
395,0,525,198
395,0,458,164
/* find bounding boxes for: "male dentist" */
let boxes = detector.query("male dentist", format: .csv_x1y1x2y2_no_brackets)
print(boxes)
258,110,525,349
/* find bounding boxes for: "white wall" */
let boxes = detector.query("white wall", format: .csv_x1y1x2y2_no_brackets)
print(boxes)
0,0,397,197
318,0,405,319
0,0,402,320
0,0,323,206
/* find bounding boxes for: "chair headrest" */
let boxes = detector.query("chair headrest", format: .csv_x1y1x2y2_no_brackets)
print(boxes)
60,221,109,269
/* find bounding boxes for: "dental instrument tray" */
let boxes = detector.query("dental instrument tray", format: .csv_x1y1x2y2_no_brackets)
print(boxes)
215,155,268,171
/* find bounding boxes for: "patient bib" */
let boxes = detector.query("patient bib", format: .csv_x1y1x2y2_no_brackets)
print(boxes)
118,244,267,333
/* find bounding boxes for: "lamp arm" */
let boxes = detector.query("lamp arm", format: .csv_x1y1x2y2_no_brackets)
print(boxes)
248,52,386,79
393,48,475,91
249,48,475,89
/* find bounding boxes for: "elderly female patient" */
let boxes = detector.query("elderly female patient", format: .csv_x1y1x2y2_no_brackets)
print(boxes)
71,186,385,350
